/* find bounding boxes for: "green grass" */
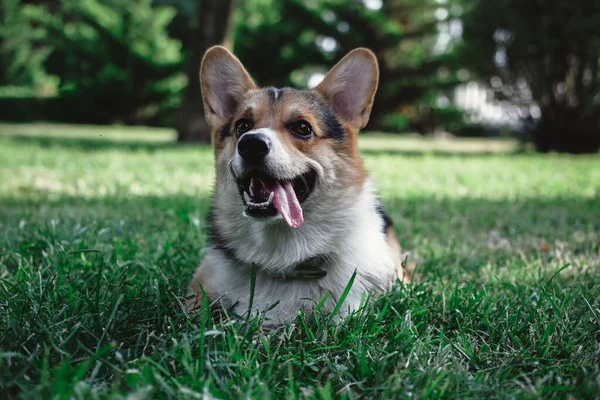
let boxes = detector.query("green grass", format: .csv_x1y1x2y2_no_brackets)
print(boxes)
1,123,599,399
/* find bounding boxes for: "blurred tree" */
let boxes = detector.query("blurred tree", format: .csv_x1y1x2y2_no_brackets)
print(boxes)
233,0,464,132
1,0,467,134
0,0,184,125
0,0,56,91
460,0,600,153
176,0,235,142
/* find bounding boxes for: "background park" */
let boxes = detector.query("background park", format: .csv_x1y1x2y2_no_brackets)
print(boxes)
1,0,599,398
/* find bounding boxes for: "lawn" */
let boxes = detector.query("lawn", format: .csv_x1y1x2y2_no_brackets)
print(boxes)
1,123,599,399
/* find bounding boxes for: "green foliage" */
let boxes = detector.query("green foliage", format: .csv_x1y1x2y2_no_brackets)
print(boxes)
0,0,468,131
460,0,600,152
382,113,411,131
0,0,185,125
1,124,599,397
234,0,466,131
4,0,600,149
0,0,56,91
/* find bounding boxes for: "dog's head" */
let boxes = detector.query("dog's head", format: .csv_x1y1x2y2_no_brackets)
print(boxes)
201,47,379,229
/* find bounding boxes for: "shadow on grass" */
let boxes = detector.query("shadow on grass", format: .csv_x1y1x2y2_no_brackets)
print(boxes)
3,192,597,270
359,148,525,158
0,134,189,152
1,131,526,157
3,191,596,218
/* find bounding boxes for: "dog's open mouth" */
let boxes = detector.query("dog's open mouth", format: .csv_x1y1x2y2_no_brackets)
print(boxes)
238,169,317,229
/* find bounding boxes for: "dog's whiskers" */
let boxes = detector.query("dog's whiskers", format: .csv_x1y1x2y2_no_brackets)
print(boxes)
226,160,236,184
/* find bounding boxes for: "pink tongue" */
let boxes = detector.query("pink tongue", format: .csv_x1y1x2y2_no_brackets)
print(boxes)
270,181,304,229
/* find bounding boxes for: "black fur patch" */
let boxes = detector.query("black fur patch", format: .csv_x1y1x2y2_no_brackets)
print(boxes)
206,206,241,263
306,91,345,141
218,118,233,140
322,109,345,141
375,202,393,233
266,87,281,103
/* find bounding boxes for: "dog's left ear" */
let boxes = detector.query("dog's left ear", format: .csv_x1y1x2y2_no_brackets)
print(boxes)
316,48,379,129
200,46,257,129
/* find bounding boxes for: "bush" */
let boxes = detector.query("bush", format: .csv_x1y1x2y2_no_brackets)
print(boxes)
0,0,185,125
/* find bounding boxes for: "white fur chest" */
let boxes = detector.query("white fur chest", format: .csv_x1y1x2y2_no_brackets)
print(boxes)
200,181,397,323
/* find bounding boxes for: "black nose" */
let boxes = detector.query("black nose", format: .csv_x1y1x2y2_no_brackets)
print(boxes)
237,132,271,162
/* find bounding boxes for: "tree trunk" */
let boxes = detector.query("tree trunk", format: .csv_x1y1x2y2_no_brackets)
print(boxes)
531,106,600,154
177,0,236,143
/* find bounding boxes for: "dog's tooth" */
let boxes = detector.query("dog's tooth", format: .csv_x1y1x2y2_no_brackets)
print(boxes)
244,191,251,203
267,191,274,203
249,178,255,196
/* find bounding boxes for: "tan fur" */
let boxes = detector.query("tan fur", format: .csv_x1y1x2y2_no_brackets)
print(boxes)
316,48,379,129
200,46,256,143
186,259,213,310
386,226,411,284
221,88,368,194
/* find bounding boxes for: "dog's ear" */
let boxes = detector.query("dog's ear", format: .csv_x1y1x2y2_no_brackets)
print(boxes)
316,48,379,129
200,46,256,128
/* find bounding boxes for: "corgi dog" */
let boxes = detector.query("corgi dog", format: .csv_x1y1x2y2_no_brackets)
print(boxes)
187,46,408,323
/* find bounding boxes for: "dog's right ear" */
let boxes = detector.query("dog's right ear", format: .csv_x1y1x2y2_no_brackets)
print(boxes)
200,46,256,129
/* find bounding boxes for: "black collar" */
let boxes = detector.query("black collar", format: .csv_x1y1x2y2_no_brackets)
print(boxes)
215,243,329,280
266,254,329,280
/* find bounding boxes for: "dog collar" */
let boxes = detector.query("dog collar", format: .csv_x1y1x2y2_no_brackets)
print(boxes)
266,254,329,280
213,240,328,280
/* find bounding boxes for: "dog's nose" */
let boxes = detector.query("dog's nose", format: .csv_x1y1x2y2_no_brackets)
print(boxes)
237,132,271,162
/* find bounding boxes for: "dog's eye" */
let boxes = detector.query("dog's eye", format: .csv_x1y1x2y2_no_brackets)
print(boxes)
289,120,313,138
235,119,253,137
